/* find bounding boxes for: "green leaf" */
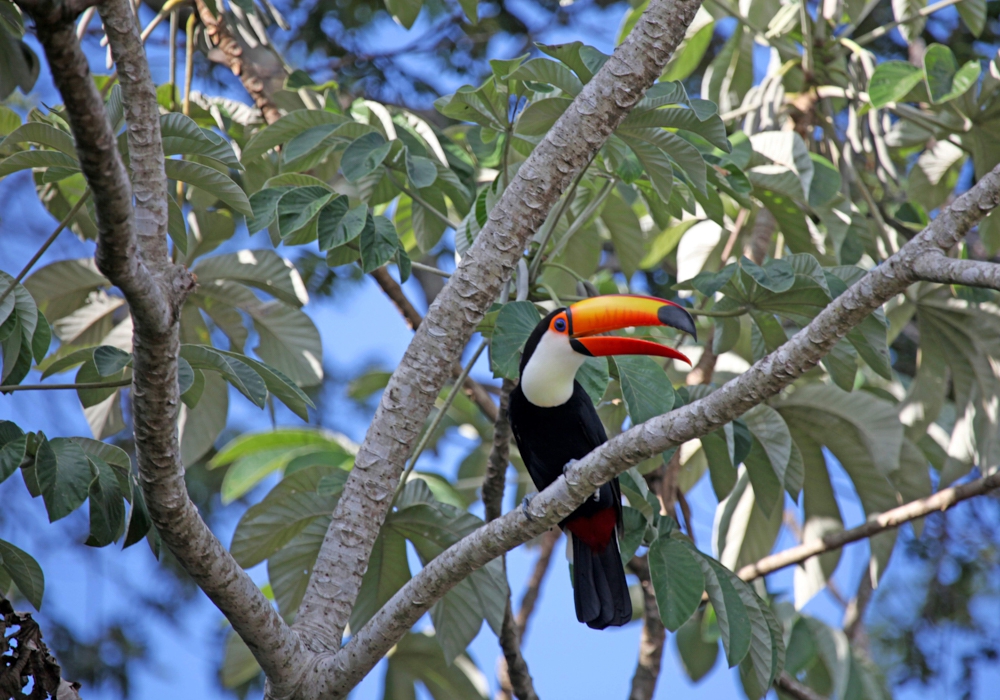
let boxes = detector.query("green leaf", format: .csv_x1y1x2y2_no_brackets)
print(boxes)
247,186,294,234
923,44,981,104
741,404,793,498
620,127,707,194
341,132,392,182
614,355,676,425
509,58,583,96
180,345,268,407
893,0,927,44
385,631,490,700
868,61,924,108
160,113,241,169
676,610,720,682
0,149,78,177
957,0,987,36
648,534,705,631
268,516,328,616
212,428,352,467
215,350,315,421
740,257,795,293
360,214,401,273
178,371,227,465
319,202,365,251
0,421,27,485
577,356,610,405
406,150,437,188
230,465,344,566
221,632,262,688
164,159,252,216
30,312,50,363
276,186,333,241
1,122,76,156
92,345,131,376
85,456,126,547
699,555,752,667
515,97,572,136
242,109,346,161
247,301,324,388
600,193,646,279
489,301,541,380
349,528,411,632
0,538,44,610
193,249,309,308
622,106,730,153
456,0,477,23
35,436,92,522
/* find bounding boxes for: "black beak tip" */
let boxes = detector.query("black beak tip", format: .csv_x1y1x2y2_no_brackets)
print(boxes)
657,304,698,342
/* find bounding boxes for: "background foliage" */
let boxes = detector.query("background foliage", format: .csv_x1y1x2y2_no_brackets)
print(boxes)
3,0,1000,698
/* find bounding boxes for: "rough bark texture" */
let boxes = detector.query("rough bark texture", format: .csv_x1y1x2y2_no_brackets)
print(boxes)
293,0,707,657
483,379,515,522
322,163,1000,694
628,557,665,700
192,0,284,125
371,266,499,421
19,0,304,688
776,673,829,700
911,255,1000,289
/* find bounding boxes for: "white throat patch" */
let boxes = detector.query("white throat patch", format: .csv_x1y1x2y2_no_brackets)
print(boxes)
520,331,586,407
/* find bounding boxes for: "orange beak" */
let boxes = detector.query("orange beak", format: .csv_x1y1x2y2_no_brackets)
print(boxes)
568,295,696,366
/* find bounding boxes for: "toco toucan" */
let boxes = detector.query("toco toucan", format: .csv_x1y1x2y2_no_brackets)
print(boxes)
508,295,697,629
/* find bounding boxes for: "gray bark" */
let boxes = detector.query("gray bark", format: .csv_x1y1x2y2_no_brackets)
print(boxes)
319,162,1000,695
17,0,304,688
292,0,707,655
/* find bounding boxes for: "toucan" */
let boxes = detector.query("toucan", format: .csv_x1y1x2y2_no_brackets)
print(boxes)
507,295,697,629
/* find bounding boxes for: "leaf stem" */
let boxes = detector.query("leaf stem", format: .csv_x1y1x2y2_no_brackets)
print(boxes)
395,340,489,496
527,165,590,282
541,261,589,283
0,189,92,309
853,0,961,47
410,261,452,278
0,378,131,392
689,305,750,318
385,171,460,229
547,178,615,259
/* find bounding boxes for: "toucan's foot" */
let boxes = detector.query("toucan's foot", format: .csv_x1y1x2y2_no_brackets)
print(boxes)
563,459,578,474
521,494,536,521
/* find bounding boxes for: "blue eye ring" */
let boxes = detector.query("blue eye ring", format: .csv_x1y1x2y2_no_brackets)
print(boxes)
554,318,567,332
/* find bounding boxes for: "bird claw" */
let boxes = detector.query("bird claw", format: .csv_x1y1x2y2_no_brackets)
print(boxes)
521,494,536,521
563,459,578,474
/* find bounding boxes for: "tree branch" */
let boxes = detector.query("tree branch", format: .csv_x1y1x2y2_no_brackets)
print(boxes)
192,0,283,125
320,163,1000,694
482,380,537,700
775,672,828,700
293,0,707,656
736,470,1000,583
910,254,1000,290
628,556,665,700
19,0,304,689
514,528,560,638
100,0,169,269
370,266,498,422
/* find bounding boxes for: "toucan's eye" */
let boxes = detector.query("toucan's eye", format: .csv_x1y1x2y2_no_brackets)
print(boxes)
554,318,567,333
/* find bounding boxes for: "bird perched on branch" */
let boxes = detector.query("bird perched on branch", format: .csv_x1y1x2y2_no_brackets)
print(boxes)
508,295,696,629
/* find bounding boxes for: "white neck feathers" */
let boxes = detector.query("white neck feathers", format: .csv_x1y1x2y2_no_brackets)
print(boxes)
520,332,586,407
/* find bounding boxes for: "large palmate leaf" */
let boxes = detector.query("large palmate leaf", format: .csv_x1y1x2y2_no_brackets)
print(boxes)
489,301,540,380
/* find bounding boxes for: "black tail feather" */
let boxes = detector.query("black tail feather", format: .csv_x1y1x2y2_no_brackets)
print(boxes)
572,532,632,629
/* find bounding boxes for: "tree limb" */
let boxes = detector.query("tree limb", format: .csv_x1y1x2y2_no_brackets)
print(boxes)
293,0,707,656
736,470,1000,583
320,164,1000,694
19,0,304,688
192,0,283,125
482,380,537,700
370,266,498,422
628,556,665,700
775,672,828,700
910,254,1000,290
